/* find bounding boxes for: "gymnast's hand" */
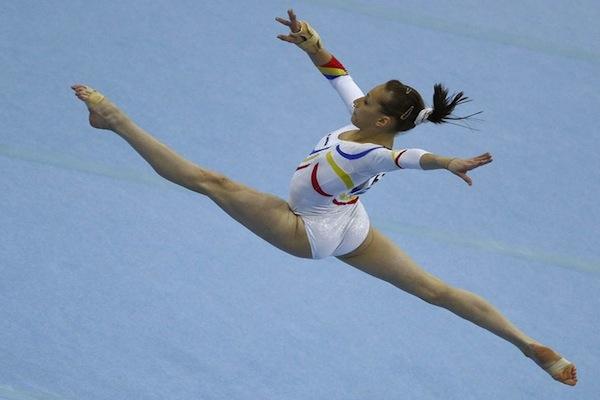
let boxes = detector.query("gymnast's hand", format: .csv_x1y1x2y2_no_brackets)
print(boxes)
448,153,493,186
276,9,325,56
276,9,303,43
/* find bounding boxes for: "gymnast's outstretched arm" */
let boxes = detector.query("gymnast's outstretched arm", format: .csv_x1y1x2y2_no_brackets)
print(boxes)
276,9,364,114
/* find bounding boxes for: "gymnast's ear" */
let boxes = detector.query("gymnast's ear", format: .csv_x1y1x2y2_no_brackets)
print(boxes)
376,115,393,129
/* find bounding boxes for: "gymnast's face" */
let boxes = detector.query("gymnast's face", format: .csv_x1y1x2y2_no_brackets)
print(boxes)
351,84,395,132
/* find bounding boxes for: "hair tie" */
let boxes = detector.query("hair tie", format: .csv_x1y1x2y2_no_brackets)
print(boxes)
414,107,433,125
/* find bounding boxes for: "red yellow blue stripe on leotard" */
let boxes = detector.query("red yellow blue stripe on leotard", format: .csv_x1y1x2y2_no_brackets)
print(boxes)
326,152,354,189
335,145,384,160
311,159,359,204
333,194,359,205
303,144,392,205
307,149,365,205
309,146,331,156
393,149,408,168
295,147,331,171
318,56,348,80
311,163,333,197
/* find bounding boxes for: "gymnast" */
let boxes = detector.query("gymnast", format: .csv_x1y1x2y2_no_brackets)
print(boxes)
71,9,576,386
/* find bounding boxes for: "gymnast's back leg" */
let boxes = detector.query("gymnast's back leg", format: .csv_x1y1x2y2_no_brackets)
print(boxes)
71,84,312,259
337,227,577,385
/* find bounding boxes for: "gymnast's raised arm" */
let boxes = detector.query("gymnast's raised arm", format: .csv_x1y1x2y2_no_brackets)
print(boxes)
276,9,493,186
276,9,364,114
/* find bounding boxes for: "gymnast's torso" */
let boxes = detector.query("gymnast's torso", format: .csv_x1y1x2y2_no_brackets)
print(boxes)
288,124,426,216
287,69,429,217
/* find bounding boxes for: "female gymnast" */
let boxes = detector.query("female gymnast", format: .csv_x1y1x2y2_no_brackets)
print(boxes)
71,9,576,386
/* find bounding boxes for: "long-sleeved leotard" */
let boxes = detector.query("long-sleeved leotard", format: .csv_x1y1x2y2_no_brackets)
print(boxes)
287,56,430,259
288,56,429,217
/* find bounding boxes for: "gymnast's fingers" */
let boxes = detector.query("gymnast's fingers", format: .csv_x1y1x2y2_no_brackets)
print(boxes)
459,172,473,186
475,152,493,162
277,34,301,44
475,156,493,167
288,9,298,24
287,9,302,33
275,17,291,27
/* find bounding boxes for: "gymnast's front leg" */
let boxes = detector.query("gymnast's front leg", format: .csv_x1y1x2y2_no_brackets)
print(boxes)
71,84,312,258
338,228,578,386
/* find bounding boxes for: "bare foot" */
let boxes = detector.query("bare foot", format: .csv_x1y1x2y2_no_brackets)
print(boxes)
527,343,578,386
71,84,114,130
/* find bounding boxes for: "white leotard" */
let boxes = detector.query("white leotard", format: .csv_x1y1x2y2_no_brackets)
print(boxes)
288,74,429,217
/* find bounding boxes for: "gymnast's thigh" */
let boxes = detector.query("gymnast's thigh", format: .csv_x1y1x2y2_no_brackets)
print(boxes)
203,173,312,258
336,227,447,298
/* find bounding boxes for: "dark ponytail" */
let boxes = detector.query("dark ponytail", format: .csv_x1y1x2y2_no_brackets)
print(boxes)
381,80,480,132
427,83,479,124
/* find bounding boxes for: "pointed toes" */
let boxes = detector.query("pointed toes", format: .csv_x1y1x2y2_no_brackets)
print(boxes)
554,364,578,386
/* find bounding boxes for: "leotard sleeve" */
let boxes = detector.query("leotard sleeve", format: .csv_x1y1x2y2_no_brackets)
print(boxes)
318,56,364,115
363,147,431,174
328,145,431,198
